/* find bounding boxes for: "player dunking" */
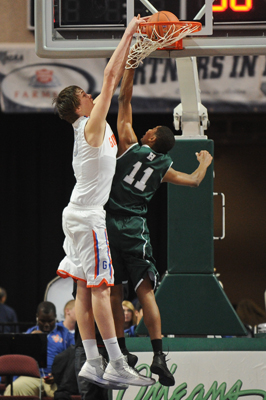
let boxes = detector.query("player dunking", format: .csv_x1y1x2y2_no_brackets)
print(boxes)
53,16,155,389
106,59,213,386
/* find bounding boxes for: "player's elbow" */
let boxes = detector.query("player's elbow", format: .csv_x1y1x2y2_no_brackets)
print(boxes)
190,178,200,187
189,171,203,187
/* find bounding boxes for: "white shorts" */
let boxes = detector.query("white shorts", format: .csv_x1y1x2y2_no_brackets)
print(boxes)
57,203,114,288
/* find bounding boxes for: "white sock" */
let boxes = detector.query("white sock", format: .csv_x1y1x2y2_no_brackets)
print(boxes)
82,339,99,360
103,337,122,361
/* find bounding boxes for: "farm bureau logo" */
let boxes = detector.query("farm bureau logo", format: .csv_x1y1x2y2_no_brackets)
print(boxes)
29,68,60,88
1,63,95,112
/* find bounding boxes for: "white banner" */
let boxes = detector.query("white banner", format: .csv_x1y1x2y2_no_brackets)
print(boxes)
113,351,266,400
0,44,266,113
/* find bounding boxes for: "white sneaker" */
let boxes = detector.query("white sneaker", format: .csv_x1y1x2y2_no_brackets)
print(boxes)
103,355,156,387
78,355,129,390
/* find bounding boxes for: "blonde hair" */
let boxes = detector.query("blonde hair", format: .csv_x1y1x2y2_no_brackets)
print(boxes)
122,300,137,326
64,299,75,317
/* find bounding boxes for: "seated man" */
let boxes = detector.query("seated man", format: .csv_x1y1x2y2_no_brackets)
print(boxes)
4,300,74,397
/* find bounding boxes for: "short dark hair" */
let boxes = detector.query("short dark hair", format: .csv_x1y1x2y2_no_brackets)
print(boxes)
152,126,175,154
135,301,142,312
37,301,56,317
53,85,81,124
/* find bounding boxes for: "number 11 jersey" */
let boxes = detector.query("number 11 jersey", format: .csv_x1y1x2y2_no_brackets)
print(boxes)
105,143,172,216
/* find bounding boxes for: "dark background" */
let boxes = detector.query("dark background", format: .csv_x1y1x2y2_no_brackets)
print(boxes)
1,109,266,325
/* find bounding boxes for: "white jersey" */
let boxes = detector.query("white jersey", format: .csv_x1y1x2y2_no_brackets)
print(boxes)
70,116,117,207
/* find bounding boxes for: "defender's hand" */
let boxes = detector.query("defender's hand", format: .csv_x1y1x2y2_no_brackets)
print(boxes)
196,150,213,167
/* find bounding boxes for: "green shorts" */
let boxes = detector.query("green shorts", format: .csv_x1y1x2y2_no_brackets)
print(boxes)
106,213,159,292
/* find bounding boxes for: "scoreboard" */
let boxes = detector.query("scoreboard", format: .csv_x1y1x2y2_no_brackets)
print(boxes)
29,0,266,30
213,0,266,24
32,0,266,58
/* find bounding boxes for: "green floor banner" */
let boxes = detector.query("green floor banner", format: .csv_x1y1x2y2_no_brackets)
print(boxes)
111,338,266,400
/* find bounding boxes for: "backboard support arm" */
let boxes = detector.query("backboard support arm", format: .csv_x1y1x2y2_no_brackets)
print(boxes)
174,57,209,139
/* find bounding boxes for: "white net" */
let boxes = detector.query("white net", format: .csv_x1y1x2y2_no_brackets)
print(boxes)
126,22,201,69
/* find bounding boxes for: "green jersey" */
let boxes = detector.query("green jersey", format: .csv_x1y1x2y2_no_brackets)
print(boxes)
106,143,172,216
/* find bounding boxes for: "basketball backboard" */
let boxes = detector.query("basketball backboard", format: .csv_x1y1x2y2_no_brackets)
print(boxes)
35,0,266,58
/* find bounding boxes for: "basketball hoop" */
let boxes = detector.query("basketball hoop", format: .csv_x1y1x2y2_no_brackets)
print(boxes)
126,20,202,69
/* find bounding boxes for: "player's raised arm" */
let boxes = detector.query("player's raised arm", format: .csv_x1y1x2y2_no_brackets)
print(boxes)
162,150,213,186
117,63,139,157
85,16,145,148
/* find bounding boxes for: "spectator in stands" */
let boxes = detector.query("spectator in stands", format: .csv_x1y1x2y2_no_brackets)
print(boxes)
0,287,18,333
4,300,74,397
123,300,137,337
123,301,144,338
58,299,76,335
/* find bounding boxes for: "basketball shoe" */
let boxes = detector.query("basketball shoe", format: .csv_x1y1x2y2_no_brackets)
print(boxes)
103,355,155,386
78,355,129,390
150,351,175,386
122,348,138,368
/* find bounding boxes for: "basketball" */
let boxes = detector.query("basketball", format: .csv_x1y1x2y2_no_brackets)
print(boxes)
146,11,179,40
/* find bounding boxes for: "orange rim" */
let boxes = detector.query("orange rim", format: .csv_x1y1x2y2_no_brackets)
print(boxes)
139,20,202,33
